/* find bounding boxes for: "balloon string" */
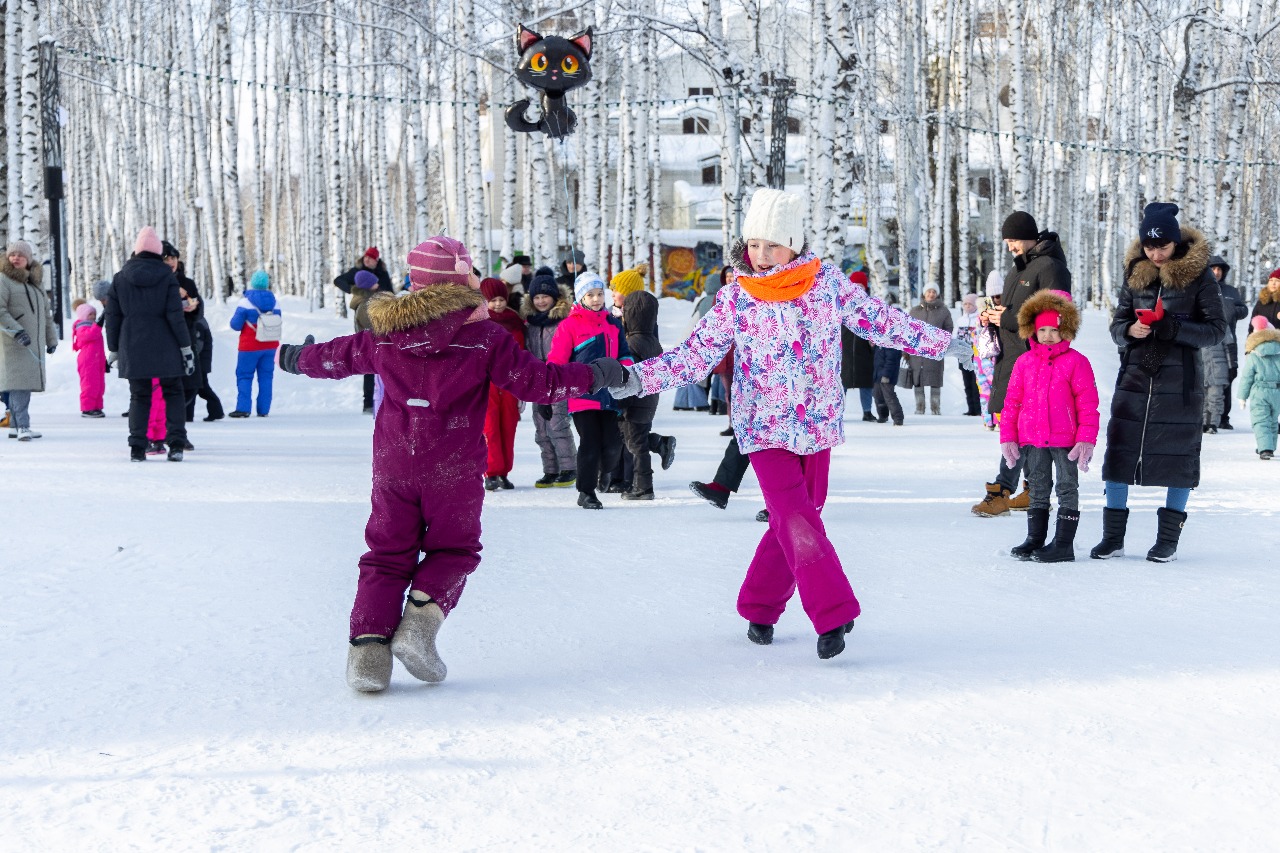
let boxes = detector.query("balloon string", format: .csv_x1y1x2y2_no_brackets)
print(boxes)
558,136,577,272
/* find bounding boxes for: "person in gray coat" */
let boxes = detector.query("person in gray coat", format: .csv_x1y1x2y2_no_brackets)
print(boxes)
903,286,954,415
1208,255,1248,429
0,240,57,440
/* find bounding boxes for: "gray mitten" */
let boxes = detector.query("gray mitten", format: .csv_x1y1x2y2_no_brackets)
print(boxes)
277,334,315,375
608,370,642,400
14,329,31,346
180,346,196,376
588,357,626,392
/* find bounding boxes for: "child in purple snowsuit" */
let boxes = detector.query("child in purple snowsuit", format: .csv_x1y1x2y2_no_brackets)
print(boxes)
607,189,966,660
278,236,622,692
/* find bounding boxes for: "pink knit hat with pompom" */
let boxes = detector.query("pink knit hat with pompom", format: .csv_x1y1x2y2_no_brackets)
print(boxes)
1252,316,1272,332
407,236,473,291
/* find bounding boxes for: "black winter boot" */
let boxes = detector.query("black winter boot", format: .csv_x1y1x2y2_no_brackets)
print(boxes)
817,620,855,660
1010,508,1050,560
1032,510,1080,563
1146,507,1188,562
747,622,774,645
1089,507,1129,559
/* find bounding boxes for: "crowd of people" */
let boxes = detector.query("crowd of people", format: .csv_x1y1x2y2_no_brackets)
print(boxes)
0,189,1271,691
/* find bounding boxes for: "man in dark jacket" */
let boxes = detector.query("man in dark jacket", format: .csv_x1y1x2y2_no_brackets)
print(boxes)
1208,255,1248,428
556,249,587,289
972,210,1072,516
105,227,194,462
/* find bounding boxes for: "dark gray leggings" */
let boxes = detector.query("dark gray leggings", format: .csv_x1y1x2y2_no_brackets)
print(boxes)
1022,445,1079,511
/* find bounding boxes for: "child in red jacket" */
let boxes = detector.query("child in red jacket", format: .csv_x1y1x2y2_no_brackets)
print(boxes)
481,277,527,490
999,290,1099,563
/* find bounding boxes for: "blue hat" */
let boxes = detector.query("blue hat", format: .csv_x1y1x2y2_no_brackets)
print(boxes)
1139,203,1181,245
354,270,378,290
574,271,606,303
249,270,271,290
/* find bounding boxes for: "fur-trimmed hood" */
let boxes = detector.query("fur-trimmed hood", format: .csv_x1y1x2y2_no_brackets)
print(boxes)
519,285,573,323
1017,289,1081,341
1123,225,1211,291
728,236,812,275
0,257,42,286
1245,327,1280,354
1260,285,1280,306
365,284,485,345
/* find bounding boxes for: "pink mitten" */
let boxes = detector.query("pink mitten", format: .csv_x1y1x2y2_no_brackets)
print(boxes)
1067,441,1095,473
1000,441,1021,470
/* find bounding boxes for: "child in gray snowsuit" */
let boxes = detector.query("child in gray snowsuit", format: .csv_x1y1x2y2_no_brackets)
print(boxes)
522,269,578,486
1239,316,1280,460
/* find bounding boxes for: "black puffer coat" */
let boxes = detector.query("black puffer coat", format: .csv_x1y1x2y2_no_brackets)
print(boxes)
621,290,662,427
989,233,1071,413
1101,226,1227,488
105,252,191,379
840,327,874,390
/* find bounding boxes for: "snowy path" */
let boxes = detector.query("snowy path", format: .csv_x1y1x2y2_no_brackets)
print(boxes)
2,297,1277,850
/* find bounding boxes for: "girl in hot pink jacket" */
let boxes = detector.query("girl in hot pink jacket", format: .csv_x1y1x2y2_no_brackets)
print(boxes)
607,188,965,660
999,290,1100,563
71,301,106,416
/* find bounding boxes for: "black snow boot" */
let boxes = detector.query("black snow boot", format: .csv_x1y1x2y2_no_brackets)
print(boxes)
747,622,774,645
1146,507,1187,563
1032,510,1080,563
1089,507,1129,559
1010,508,1050,561
817,620,855,660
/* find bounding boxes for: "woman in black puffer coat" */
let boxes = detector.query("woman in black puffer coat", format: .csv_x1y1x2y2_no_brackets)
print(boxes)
1093,203,1226,563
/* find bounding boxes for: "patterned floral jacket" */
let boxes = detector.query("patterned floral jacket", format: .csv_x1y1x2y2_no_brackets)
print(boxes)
635,252,953,454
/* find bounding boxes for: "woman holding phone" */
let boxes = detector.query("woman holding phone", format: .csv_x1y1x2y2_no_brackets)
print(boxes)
1092,203,1226,563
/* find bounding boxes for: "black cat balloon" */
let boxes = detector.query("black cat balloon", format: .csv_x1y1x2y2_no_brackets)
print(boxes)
504,24,593,140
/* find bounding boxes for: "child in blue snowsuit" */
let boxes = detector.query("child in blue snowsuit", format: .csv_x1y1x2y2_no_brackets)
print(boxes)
228,270,281,416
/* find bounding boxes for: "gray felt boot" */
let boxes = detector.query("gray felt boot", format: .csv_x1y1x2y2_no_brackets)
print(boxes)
346,636,392,692
391,593,447,683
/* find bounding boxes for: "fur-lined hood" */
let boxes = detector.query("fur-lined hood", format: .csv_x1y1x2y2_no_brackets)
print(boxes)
1244,327,1280,354
1123,225,1211,291
1017,290,1081,341
1260,285,1280,306
0,257,42,286
728,236,812,276
365,284,484,336
519,285,573,322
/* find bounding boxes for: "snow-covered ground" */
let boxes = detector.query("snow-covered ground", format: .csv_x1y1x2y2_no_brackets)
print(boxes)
3,294,1277,851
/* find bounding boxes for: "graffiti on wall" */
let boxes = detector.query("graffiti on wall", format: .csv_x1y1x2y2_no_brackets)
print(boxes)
660,241,723,301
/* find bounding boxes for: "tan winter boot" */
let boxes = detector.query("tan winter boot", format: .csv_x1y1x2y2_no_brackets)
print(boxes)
1007,480,1031,511
0,411,9,428
971,483,1012,517
347,636,392,692
391,593,447,683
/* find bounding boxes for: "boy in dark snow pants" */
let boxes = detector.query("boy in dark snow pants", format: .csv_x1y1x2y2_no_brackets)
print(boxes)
278,236,625,692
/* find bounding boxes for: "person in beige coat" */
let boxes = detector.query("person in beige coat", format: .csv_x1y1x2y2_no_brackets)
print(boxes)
1,240,58,440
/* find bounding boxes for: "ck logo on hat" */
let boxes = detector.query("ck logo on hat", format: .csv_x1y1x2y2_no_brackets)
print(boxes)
1147,227,1162,239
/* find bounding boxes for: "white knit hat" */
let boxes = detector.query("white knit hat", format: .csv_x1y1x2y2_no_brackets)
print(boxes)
985,269,1004,298
741,188,805,251
499,264,524,286
573,271,606,303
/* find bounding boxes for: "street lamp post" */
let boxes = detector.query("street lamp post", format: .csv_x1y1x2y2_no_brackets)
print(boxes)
482,169,495,275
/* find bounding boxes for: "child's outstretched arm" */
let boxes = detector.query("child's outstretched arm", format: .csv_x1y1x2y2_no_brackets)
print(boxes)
281,331,377,380
836,271,953,359
489,329,595,404
625,286,735,397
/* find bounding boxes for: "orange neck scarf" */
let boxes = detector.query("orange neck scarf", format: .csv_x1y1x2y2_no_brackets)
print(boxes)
738,258,820,303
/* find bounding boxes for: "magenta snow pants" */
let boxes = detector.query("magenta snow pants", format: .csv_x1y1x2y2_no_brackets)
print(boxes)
349,467,484,639
147,379,166,441
738,448,861,634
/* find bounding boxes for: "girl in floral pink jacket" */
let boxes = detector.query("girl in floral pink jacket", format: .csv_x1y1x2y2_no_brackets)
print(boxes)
999,290,1099,564
610,188,965,660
